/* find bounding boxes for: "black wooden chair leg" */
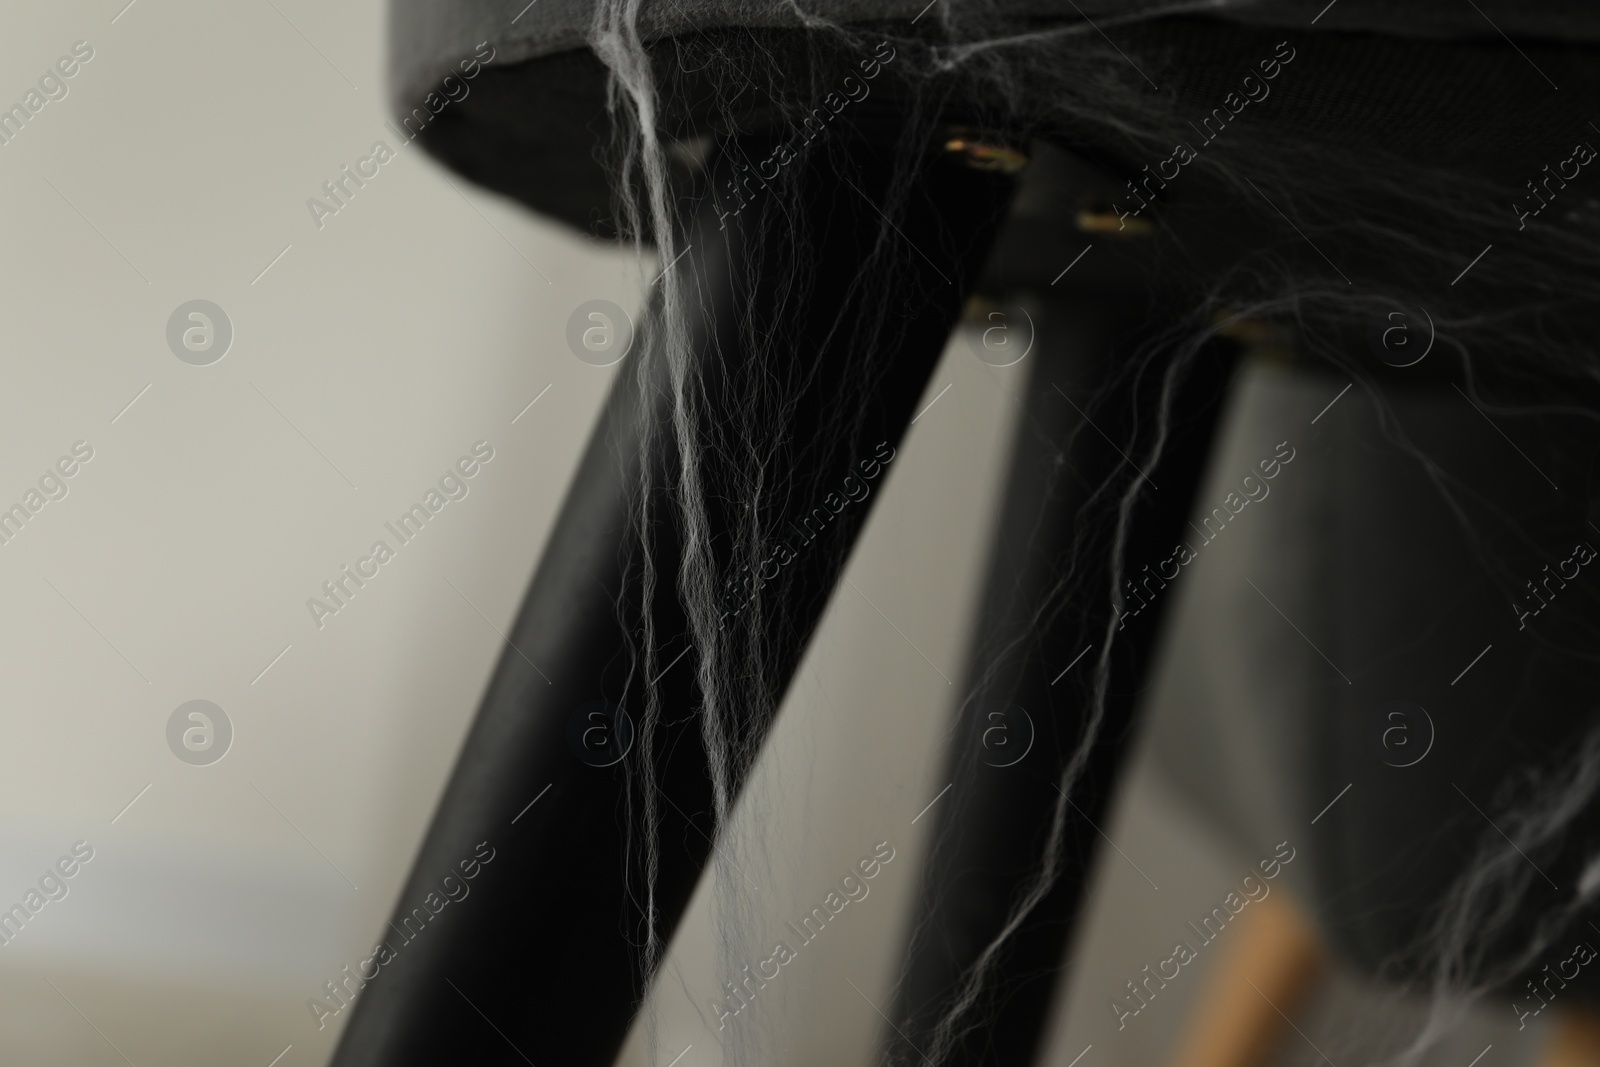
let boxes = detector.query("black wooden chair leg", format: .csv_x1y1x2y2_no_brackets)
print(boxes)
885,290,1238,1067
330,130,1016,1067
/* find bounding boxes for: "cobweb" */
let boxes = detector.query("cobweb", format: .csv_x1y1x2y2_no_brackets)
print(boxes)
581,2,1600,1064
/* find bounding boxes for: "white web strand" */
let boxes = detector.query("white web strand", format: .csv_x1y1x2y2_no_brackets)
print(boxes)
581,4,1600,1065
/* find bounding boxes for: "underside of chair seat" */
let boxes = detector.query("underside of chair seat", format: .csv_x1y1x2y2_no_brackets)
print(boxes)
390,1,1600,236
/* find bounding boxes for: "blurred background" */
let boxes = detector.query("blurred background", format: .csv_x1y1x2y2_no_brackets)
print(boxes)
0,1,1560,1065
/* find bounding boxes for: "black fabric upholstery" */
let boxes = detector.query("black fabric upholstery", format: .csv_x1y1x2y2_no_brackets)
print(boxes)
389,1,1600,235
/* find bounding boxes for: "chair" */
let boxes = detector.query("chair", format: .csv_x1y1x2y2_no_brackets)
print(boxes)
333,3,1600,1064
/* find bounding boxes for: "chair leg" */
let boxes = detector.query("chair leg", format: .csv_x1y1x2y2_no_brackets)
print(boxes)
1537,1012,1600,1067
1164,888,1325,1067
882,295,1239,1067
329,134,1016,1067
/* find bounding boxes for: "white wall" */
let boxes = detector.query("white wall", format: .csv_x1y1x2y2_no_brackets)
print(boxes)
0,3,1024,1065
4,7,1536,1067
0,1,634,1063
